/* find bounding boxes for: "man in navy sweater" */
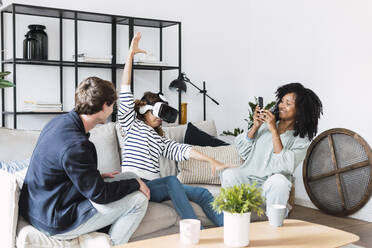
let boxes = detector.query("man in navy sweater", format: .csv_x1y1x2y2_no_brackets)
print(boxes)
19,77,150,245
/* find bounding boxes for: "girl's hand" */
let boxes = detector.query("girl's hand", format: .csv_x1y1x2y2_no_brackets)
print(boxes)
129,32,147,55
101,171,120,179
260,109,277,133
209,160,234,175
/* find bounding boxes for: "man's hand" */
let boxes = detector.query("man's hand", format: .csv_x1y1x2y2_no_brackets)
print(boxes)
101,171,120,179
129,32,147,55
136,178,150,200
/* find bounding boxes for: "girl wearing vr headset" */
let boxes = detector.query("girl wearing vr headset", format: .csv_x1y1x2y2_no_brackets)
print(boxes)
117,32,228,227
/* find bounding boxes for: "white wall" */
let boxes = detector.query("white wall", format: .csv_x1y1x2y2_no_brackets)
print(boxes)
1,0,372,221
245,0,372,222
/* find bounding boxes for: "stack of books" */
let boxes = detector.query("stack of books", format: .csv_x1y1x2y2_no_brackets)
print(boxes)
23,101,63,112
72,53,112,63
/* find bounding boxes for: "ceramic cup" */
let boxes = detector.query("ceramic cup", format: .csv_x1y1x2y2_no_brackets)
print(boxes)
267,204,286,227
179,219,201,245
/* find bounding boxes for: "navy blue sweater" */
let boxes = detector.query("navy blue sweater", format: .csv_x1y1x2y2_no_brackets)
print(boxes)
19,111,140,235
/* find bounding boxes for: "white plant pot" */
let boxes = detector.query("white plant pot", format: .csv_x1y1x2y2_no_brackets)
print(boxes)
223,211,251,247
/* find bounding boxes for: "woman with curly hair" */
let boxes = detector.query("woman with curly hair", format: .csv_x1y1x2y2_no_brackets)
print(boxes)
221,82,323,216
117,32,228,227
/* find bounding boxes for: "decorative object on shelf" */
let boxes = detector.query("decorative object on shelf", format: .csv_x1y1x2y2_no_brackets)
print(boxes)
169,73,219,121
180,102,187,124
23,24,48,60
221,97,276,136
212,183,264,247
0,71,14,88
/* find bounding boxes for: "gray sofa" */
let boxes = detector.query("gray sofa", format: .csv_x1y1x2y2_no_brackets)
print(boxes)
1,120,240,248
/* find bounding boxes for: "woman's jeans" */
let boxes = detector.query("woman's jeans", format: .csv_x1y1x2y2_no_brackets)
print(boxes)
144,176,223,227
51,173,148,245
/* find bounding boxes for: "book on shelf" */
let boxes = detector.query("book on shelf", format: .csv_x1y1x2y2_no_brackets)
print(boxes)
72,53,112,63
23,101,62,112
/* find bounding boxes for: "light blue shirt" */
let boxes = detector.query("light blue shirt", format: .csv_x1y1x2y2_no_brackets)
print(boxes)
234,122,311,183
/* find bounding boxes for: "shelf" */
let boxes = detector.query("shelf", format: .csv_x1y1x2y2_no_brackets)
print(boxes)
3,111,68,115
3,58,113,68
127,64,179,71
2,4,180,28
3,59,180,70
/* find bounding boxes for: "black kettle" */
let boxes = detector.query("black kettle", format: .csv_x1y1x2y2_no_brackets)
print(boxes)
23,24,48,60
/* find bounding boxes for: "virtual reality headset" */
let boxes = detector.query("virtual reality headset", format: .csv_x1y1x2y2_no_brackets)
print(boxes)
139,94,179,123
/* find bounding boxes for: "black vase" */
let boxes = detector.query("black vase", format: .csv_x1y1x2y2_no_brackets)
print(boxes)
23,24,48,60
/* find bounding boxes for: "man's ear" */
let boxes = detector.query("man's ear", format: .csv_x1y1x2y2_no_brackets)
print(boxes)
101,102,108,112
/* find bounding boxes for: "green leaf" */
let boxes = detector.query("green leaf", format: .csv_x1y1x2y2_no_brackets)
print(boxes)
212,183,264,215
0,79,15,88
0,71,11,78
264,101,276,110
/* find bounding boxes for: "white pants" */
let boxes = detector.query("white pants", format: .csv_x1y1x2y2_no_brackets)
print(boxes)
52,173,148,245
220,168,292,215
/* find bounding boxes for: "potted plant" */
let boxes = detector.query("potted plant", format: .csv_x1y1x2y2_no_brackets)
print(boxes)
221,97,276,136
0,71,15,88
212,183,264,247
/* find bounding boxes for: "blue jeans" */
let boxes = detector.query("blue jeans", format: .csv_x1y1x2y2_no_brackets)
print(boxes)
51,173,148,245
144,176,223,227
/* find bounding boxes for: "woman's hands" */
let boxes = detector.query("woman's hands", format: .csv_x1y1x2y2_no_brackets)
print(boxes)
260,109,277,133
129,32,146,56
254,105,276,133
252,106,264,129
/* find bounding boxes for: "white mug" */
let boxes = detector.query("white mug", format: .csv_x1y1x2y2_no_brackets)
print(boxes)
267,204,286,227
179,219,201,245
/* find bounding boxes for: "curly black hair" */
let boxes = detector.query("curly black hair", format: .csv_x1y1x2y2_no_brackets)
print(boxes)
273,83,323,140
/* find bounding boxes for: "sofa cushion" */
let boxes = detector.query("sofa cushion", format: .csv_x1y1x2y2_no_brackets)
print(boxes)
17,216,80,248
162,120,218,144
0,128,40,162
0,170,19,248
0,158,30,174
178,145,243,185
184,123,228,147
130,202,178,239
89,122,121,174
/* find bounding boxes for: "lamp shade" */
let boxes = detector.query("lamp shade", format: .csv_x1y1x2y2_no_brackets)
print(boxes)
169,74,187,92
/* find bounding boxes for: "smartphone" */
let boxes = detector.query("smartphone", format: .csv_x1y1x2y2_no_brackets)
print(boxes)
258,97,264,109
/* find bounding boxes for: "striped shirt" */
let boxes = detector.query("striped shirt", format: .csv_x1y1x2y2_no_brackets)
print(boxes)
118,86,192,180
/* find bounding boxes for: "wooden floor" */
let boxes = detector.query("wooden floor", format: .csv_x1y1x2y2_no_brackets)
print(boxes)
290,205,372,247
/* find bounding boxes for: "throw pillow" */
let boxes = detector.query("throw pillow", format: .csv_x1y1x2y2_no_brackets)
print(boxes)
184,123,228,147
89,122,121,174
0,158,30,174
177,145,243,185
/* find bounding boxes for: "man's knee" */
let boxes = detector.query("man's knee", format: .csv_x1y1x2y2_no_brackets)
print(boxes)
131,191,149,210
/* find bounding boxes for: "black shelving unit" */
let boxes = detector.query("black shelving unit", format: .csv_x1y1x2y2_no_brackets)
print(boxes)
1,4,182,129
